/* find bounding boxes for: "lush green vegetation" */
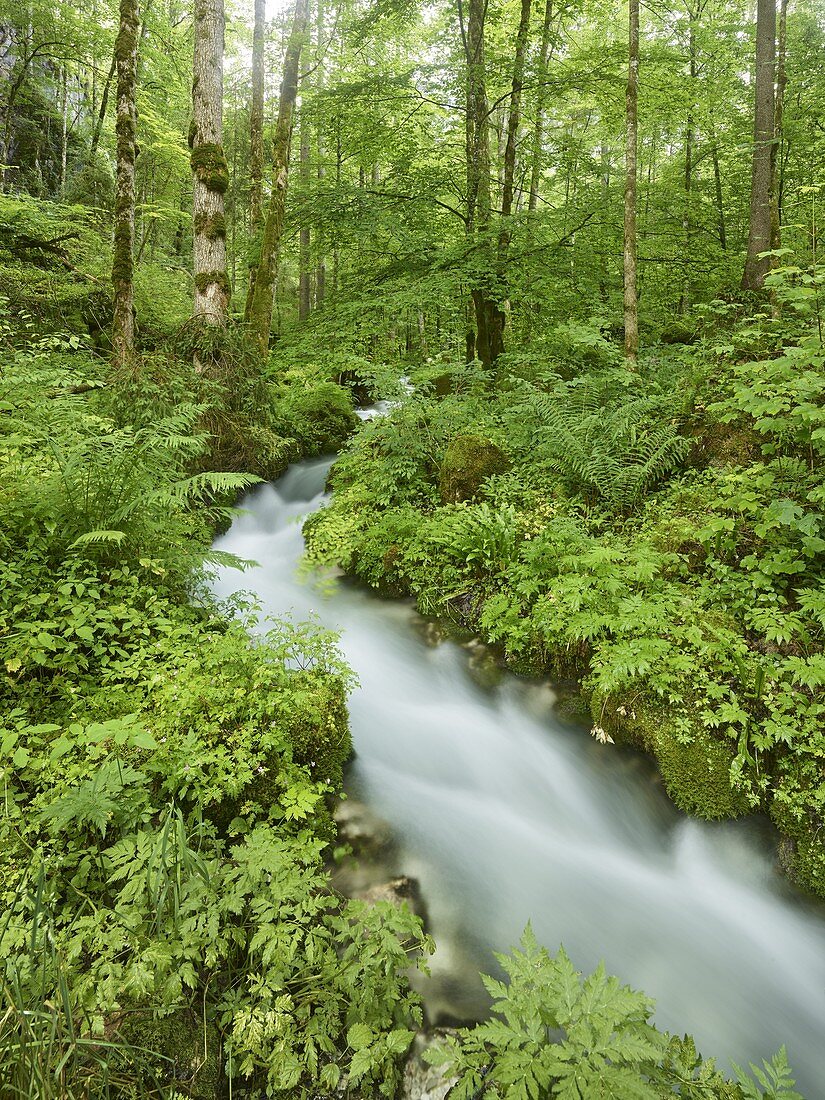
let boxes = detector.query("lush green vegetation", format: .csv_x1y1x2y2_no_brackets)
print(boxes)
2,0,825,1088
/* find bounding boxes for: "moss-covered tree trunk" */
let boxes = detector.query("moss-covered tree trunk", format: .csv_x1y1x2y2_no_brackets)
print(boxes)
623,0,639,364
191,0,229,327
245,0,309,357
741,0,776,291
111,0,140,371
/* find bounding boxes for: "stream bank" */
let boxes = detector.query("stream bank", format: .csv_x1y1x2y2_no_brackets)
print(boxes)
210,453,825,1096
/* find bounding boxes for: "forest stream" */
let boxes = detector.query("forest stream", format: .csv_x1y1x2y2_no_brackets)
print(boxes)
209,446,825,1096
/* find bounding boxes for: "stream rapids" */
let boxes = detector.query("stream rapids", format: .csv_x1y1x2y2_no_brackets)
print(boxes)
209,452,825,1095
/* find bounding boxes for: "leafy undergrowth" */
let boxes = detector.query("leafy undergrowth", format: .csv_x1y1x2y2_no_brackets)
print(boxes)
305,298,825,900
0,319,427,1097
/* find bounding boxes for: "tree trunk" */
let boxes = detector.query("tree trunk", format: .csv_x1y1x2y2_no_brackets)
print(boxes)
298,108,311,321
623,0,639,363
191,0,230,327
488,0,532,361
528,0,555,213
244,0,265,316
710,129,726,250
770,0,788,252
90,53,116,162
111,0,140,371
678,11,696,315
463,0,499,368
315,0,326,307
741,0,776,290
246,0,309,356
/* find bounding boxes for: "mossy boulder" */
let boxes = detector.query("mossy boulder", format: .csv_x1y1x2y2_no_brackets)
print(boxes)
118,1007,222,1098
595,693,749,820
770,792,825,900
273,382,359,456
438,435,509,504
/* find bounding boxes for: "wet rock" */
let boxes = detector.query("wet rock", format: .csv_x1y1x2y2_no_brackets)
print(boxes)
402,1031,459,1100
355,875,428,923
334,798,394,860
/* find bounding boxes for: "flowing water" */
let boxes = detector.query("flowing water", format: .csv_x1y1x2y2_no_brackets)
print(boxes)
210,451,825,1096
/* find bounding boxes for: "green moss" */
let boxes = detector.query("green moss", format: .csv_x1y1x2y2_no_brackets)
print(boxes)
190,142,229,194
118,1008,222,1099
771,794,825,900
194,270,231,296
595,693,750,820
194,212,227,240
439,434,510,504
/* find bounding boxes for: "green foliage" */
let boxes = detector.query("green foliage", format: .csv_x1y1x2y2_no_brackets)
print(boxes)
505,369,691,512
427,928,794,1099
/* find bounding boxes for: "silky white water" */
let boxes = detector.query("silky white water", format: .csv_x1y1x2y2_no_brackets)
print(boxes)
210,454,825,1095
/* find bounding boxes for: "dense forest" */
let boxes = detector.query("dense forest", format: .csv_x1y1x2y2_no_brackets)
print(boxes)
1,0,824,1092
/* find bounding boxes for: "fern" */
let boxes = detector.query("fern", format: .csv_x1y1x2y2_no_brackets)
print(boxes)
508,370,690,511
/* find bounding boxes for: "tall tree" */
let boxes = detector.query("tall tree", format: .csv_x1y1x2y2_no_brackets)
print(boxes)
741,0,776,290
770,0,789,252
528,0,557,214
244,0,265,316
111,0,140,370
624,0,639,362
463,0,495,367
246,0,309,356
191,0,229,325
488,0,532,361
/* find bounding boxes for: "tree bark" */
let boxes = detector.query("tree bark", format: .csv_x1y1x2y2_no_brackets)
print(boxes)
249,0,265,231
528,0,555,213
741,0,776,290
623,0,639,363
246,0,309,356
191,0,230,326
770,0,788,252
488,0,532,361
90,53,116,162
243,0,265,320
315,0,327,307
298,108,311,321
111,0,140,371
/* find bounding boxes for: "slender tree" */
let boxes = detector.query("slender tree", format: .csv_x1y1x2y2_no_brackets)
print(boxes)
111,0,140,370
191,0,229,326
298,108,311,321
624,0,639,363
741,0,776,290
244,0,265,316
246,0,309,356
770,0,789,252
528,0,556,214
488,0,532,361
463,0,495,366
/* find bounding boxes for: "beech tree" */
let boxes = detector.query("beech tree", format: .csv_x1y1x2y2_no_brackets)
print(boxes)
246,0,309,356
111,0,139,368
624,0,639,362
742,0,776,290
191,0,229,325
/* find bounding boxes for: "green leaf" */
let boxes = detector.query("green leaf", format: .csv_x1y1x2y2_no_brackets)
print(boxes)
347,1023,374,1051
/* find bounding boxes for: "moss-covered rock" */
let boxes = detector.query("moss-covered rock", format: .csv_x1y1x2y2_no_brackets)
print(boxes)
438,435,509,504
595,693,750,820
283,672,353,790
770,793,825,900
118,1007,222,1099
